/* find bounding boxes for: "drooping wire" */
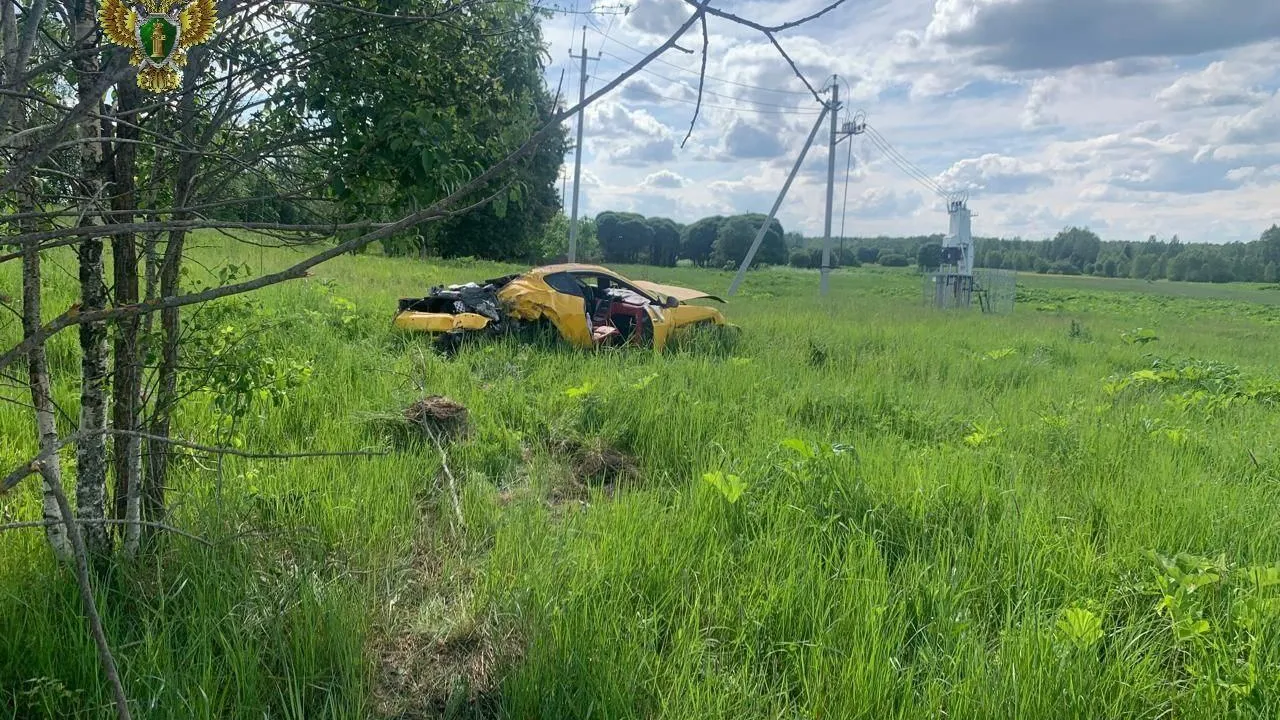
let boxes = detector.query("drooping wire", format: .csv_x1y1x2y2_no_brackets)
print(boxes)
585,14,619,95
838,127,854,246
586,25,812,96
620,83,822,114
865,132,941,194
866,125,948,196
599,50,819,111
863,124,949,198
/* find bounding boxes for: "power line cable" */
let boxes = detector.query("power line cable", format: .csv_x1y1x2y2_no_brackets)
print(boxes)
864,130,935,188
863,126,948,197
838,128,853,245
600,51,819,110
620,83,822,114
539,2,629,15
585,14,618,95
864,125,947,194
586,25,812,96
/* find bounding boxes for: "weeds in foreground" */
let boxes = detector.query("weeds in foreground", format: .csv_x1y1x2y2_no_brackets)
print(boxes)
2,243,1280,718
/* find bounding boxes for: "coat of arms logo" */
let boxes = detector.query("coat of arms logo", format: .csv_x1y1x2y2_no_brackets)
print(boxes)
99,0,218,93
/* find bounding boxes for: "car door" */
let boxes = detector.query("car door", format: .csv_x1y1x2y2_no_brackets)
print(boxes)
539,271,594,347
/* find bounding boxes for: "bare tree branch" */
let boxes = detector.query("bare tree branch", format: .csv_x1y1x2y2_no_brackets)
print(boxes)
681,0,848,102
0,518,212,546
45,479,133,720
0,6,711,375
2,428,388,494
694,0,851,34
681,4,711,149
0,61,136,197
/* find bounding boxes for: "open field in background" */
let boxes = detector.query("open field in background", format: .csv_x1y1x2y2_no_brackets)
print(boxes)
2,233,1279,719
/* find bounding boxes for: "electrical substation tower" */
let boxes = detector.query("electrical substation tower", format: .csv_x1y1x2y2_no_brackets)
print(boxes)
945,192,974,275
930,191,982,310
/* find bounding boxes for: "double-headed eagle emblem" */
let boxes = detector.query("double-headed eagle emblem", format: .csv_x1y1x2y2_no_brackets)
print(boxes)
99,0,218,93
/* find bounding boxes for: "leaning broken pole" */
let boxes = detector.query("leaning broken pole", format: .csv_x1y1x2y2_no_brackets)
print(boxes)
726,104,830,298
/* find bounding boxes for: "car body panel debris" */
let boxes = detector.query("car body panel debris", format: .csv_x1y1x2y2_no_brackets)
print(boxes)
393,263,729,352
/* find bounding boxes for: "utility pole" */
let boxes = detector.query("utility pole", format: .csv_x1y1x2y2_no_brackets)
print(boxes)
820,77,840,296
567,28,598,263
822,77,864,296
727,105,830,298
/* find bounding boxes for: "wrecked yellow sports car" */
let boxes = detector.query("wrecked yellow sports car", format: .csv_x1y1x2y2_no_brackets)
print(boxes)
393,263,729,353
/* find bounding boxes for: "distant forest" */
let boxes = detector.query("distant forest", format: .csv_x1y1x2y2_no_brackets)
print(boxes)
562,212,1280,285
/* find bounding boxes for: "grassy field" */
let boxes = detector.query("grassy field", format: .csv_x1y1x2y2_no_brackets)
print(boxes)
2,236,1279,719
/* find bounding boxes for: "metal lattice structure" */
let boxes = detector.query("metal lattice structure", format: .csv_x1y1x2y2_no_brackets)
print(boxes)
917,194,1018,314
923,267,1017,313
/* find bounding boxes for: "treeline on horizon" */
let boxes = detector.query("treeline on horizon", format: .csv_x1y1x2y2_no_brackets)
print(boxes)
548,211,1280,284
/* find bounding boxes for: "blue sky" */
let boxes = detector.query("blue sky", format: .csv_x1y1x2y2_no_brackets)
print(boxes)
539,0,1280,243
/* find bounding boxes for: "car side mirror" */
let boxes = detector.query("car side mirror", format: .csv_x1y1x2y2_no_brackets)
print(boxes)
664,295,680,309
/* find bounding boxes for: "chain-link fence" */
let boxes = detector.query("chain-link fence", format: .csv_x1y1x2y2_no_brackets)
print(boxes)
922,268,1017,313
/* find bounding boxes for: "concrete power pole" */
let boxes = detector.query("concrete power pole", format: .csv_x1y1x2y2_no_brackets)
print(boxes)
820,77,840,296
567,29,598,263
727,105,831,298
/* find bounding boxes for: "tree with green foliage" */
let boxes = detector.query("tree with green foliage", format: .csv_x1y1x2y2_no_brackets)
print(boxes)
713,214,786,267
292,0,566,260
789,249,811,268
539,213,599,262
681,216,724,266
917,242,943,270
646,217,682,267
597,211,652,263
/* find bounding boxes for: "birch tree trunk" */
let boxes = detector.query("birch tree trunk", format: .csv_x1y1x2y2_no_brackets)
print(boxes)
72,0,112,557
18,122,73,563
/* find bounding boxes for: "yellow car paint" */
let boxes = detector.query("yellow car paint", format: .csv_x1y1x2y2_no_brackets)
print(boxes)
393,264,728,352
496,270,596,348
392,310,491,333
630,279,724,304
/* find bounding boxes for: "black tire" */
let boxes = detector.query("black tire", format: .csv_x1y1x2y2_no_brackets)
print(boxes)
432,330,467,357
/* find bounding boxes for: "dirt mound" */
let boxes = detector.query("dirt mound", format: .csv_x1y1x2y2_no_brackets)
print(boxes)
371,548,514,719
552,436,638,485
405,396,469,440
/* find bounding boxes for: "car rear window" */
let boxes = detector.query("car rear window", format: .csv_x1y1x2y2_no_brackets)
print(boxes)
544,272,584,297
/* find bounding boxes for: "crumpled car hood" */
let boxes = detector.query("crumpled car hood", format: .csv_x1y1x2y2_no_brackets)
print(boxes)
630,280,725,304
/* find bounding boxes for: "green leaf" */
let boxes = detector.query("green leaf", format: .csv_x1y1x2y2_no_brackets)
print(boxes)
702,471,745,503
1242,564,1280,589
1056,607,1104,651
1173,618,1210,641
780,438,815,459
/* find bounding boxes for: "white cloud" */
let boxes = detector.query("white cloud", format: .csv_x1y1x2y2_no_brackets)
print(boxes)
1156,61,1272,110
642,169,688,188
848,187,926,218
937,154,1053,194
1021,77,1060,129
625,0,694,37
927,0,1280,71
1208,92,1280,145
535,0,1280,242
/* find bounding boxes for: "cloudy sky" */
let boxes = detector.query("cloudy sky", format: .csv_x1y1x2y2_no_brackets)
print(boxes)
537,0,1280,243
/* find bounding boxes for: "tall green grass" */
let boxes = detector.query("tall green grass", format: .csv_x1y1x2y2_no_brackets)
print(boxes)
2,235,1278,718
